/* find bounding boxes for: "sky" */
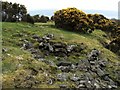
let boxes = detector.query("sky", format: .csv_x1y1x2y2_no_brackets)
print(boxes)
2,0,120,18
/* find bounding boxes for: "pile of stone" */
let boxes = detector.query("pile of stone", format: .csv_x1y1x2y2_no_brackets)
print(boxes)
21,34,86,58
55,49,118,89
20,34,119,89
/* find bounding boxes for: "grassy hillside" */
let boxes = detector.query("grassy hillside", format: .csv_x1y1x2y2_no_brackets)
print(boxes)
2,22,120,88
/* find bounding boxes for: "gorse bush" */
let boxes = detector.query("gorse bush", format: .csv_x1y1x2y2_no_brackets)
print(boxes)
54,8,94,33
88,14,117,32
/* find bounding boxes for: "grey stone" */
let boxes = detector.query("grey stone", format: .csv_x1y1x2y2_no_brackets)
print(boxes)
78,60,90,71
90,66,97,72
96,68,107,77
42,60,55,66
29,48,38,54
84,80,93,88
70,75,80,82
32,34,40,39
57,73,68,81
57,61,72,66
2,48,8,52
53,43,67,48
85,72,93,81
43,36,50,41
98,60,106,67
88,49,100,61
58,66,71,72
48,43,54,52
23,42,33,49
47,78,54,85
33,54,44,59
94,82,100,88
71,64,77,71
109,79,117,89
67,45,77,52
46,33,54,39
77,83,86,88
59,84,68,88
79,80,86,84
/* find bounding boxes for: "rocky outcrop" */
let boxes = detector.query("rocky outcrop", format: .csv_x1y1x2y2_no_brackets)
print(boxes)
19,34,119,89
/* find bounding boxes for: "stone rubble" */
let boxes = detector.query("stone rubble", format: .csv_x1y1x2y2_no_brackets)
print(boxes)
20,33,119,89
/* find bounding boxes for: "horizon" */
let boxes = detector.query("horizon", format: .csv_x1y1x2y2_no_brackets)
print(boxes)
2,0,119,19
29,9,118,19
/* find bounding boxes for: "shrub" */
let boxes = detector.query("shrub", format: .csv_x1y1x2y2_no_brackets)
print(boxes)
54,7,94,33
33,14,40,22
39,15,48,23
109,36,120,55
51,16,54,21
88,14,117,32
22,14,34,24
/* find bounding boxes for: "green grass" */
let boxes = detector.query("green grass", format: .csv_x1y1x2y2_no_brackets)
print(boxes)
2,22,120,88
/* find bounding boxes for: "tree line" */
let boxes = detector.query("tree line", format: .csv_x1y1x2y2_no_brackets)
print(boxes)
1,1,51,24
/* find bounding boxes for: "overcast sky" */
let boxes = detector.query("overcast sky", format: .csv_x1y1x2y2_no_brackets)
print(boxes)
2,0,119,11
2,0,120,18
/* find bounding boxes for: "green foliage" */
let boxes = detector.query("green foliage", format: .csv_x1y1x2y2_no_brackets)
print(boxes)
33,14,40,22
109,36,120,55
2,1,27,22
39,15,48,23
2,22,120,88
88,14,117,32
22,14,34,24
33,15,49,23
51,16,54,21
54,7,94,33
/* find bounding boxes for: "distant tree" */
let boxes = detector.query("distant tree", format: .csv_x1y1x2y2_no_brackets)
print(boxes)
51,16,54,21
2,1,27,22
33,14,40,22
39,15,47,23
45,16,49,21
22,14,34,24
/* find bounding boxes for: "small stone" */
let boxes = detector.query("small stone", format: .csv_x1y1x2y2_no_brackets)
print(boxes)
47,78,54,85
2,48,8,52
32,34,40,39
57,73,68,81
94,82,100,88
77,83,86,88
58,66,71,72
23,42,33,49
33,54,44,59
48,43,54,52
59,84,68,88
57,61,72,66
96,68,107,77
70,76,80,82
67,45,76,52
